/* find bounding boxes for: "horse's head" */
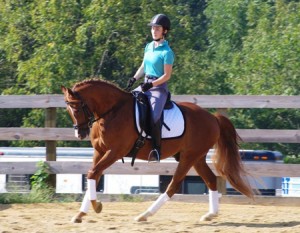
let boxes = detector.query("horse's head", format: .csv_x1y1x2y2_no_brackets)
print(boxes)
61,85,92,140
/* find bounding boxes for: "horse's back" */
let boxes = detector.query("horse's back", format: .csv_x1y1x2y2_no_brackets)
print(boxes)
177,101,216,123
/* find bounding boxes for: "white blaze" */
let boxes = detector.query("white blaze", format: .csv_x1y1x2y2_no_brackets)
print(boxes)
68,106,80,139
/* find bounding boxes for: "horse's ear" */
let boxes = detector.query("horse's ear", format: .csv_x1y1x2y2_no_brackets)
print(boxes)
61,85,67,94
61,85,74,96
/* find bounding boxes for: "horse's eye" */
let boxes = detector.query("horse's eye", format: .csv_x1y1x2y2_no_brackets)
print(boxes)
75,109,81,114
72,107,81,114
68,105,81,114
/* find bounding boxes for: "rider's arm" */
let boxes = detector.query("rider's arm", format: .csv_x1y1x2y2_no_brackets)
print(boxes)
133,63,145,80
152,64,173,87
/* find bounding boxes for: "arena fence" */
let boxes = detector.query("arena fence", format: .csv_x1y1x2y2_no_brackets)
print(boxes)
1,95,300,193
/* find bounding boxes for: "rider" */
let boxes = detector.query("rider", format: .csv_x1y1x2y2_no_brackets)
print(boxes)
127,14,175,162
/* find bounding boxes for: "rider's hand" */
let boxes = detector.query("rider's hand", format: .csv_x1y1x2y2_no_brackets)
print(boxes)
126,77,136,90
141,82,153,92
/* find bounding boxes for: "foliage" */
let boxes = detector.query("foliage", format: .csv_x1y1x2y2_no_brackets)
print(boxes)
119,194,143,202
0,159,84,203
0,187,55,204
0,0,299,155
0,161,56,204
30,161,52,190
284,155,300,164
227,0,300,95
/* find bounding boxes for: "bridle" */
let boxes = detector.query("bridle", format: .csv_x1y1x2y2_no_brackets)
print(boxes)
65,91,100,130
65,90,120,130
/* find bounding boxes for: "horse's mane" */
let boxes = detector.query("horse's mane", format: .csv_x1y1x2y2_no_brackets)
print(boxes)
73,78,125,92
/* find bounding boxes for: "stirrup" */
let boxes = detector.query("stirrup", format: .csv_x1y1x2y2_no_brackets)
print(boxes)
148,149,160,163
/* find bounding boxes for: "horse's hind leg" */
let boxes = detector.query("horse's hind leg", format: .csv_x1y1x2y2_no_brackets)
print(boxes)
135,156,195,222
193,159,220,221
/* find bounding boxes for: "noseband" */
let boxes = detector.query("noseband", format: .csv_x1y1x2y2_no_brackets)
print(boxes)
65,91,100,130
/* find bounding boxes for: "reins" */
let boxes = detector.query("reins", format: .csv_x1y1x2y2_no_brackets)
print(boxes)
66,86,148,166
66,91,112,130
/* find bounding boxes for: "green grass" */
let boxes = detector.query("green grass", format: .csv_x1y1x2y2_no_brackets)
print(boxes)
0,188,83,204
0,187,54,204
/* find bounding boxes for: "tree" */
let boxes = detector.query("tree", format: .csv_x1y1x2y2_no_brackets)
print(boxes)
0,0,299,156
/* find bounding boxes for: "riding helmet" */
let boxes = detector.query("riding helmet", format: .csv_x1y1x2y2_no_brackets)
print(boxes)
148,14,171,31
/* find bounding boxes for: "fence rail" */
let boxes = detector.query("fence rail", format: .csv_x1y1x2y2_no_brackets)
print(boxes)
1,94,299,142
1,160,300,177
0,128,299,142
1,94,300,108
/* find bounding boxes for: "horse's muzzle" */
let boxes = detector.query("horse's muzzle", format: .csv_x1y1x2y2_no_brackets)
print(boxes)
75,128,90,140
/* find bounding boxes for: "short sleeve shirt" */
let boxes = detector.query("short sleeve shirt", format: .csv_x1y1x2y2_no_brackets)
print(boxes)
143,40,174,78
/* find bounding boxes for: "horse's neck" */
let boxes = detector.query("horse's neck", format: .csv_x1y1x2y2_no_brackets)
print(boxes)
92,89,131,116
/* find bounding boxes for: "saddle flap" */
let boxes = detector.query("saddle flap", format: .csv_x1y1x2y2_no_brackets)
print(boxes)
134,102,185,139
133,91,151,135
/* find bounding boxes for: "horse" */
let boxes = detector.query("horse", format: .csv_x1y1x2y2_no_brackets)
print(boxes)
61,78,254,223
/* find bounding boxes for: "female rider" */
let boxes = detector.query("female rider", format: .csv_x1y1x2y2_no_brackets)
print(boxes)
127,14,175,162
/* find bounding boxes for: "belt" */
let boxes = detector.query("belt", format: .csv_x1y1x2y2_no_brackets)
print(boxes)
145,75,159,80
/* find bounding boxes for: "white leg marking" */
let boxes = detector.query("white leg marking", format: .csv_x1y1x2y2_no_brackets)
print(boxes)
135,192,170,222
75,129,79,138
87,179,97,200
80,192,91,213
200,190,220,221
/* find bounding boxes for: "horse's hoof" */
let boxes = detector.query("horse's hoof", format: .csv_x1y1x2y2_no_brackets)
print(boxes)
134,215,147,222
71,216,82,223
94,201,103,213
200,212,218,221
134,211,152,222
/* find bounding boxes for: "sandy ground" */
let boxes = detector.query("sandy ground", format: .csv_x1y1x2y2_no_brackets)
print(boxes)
1,201,300,233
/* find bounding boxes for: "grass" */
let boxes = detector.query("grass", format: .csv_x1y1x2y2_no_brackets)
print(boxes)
0,187,54,204
0,188,84,204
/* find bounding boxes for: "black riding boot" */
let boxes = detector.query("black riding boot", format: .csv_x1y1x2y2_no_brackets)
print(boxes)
148,120,162,163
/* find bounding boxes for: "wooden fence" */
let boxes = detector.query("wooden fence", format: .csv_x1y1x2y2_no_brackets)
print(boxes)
1,95,300,142
0,95,300,193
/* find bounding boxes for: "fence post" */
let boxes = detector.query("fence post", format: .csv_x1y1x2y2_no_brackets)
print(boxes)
216,108,229,195
45,108,57,188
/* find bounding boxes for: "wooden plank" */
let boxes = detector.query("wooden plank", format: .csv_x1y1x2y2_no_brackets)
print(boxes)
0,95,65,108
236,129,300,143
172,95,300,108
0,128,88,141
0,128,299,143
1,161,300,177
1,95,300,109
0,161,182,175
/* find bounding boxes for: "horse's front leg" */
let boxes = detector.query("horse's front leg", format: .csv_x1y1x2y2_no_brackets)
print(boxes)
71,149,117,223
87,150,120,214
71,173,103,223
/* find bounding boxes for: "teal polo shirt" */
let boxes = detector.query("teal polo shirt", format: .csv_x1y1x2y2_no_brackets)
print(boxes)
143,40,174,78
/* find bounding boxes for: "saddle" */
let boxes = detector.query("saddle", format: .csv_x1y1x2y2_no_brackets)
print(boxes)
126,91,173,165
133,91,172,136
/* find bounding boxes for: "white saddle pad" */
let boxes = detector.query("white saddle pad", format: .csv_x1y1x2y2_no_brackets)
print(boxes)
135,102,185,139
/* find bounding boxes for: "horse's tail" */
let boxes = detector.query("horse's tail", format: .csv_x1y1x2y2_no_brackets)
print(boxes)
213,113,254,199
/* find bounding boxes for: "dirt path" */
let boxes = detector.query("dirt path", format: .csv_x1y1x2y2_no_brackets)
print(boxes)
1,201,300,233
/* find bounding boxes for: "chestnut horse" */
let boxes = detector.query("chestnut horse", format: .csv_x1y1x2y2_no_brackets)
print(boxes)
61,78,254,223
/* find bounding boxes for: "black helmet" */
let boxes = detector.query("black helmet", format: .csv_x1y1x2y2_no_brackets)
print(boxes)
148,14,171,31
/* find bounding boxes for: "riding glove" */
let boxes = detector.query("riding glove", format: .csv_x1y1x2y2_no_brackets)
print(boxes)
126,77,136,90
141,82,153,92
